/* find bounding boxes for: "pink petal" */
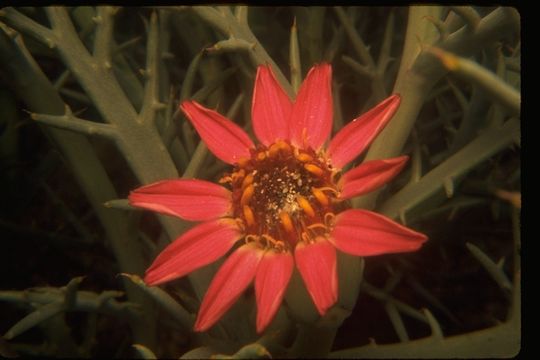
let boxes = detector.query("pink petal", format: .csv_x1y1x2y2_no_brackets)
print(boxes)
290,64,333,150
328,94,401,169
144,219,242,286
295,237,337,316
252,65,293,145
194,243,264,332
330,209,427,256
255,250,294,333
181,101,254,164
129,179,232,221
340,156,409,199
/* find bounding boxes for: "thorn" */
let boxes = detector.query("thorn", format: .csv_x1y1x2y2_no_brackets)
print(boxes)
46,38,56,49
448,205,459,221
92,15,102,24
423,308,444,339
152,102,167,111
422,15,448,41
399,208,407,226
161,51,175,60
3,26,17,39
443,177,454,198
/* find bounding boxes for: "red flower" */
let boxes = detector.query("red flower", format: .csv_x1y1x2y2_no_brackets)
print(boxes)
129,64,427,334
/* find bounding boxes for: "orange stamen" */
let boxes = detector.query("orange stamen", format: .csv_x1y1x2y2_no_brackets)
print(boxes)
312,187,329,206
278,140,291,153
257,152,266,161
304,164,324,176
297,195,316,217
296,152,313,162
241,173,254,189
269,143,281,157
237,157,250,168
241,184,254,205
279,211,294,233
243,205,255,227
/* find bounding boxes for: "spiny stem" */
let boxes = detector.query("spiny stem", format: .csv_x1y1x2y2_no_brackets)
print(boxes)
140,11,164,124
449,6,481,30
190,5,294,98
333,6,375,69
30,106,118,139
93,6,116,66
378,118,520,220
430,47,520,117
0,7,56,48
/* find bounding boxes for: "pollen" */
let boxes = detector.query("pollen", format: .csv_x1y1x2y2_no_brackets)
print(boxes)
243,205,255,227
229,140,342,251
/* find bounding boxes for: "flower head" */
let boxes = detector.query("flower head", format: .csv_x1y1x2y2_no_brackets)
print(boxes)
129,64,427,334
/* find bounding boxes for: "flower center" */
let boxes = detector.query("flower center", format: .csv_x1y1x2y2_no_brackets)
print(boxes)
222,140,343,252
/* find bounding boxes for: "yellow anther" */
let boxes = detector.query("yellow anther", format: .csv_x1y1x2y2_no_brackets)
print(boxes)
243,205,255,227
241,184,254,205
296,152,313,162
241,173,254,189
279,211,294,233
297,195,315,218
304,164,324,176
312,187,329,206
257,152,266,161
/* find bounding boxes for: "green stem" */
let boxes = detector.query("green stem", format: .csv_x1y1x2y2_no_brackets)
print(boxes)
191,6,294,98
354,6,519,210
378,117,519,221
0,22,157,347
289,324,337,358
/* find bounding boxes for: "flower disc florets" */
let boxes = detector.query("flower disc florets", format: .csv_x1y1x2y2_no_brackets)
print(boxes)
129,63,428,335
223,140,344,252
